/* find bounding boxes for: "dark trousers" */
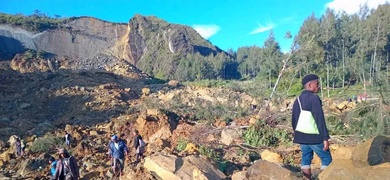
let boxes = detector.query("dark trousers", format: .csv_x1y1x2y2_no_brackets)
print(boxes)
136,153,143,162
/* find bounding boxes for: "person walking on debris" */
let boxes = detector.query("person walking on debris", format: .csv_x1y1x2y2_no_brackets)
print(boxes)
291,74,332,180
64,131,72,148
133,129,145,163
53,148,79,180
49,156,57,179
108,135,128,176
20,138,26,156
15,137,22,157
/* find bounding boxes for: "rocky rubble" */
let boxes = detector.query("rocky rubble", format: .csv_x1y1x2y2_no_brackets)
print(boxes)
1,60,390,179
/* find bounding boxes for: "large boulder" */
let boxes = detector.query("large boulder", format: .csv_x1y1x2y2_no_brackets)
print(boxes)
330,144,354,160
352,135,390,165
136,109,177,140
319,160,390,180
15,155,48,178
220,128,243,145
144,154,226,180
232,160,298,180
260,150,283,164
319,136,390,180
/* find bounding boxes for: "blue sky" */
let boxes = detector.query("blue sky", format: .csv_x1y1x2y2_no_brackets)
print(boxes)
0,0,389,52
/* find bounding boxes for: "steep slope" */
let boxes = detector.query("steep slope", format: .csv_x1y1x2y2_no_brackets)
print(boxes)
0,14,228,80
0,17,127,61
118,14,223,65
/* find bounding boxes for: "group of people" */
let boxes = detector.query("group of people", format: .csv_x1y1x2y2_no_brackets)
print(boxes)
14,137,25,157
48,148,79,180
47,129,145,179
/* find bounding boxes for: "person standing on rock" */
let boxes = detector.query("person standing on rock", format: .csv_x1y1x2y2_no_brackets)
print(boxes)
108,135,128,176
64,131,72,148
54,148,79,180
133,129,145,163
291,74,332,180
20,138,26,156
15,137,22,157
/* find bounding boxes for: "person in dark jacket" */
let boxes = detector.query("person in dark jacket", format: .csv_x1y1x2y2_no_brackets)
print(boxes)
15,137,22,157
53,148,79,180
291,74,332,180
133,129,145,163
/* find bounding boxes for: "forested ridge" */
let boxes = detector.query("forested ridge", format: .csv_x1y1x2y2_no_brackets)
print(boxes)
235,4,390,91
145,4,390,95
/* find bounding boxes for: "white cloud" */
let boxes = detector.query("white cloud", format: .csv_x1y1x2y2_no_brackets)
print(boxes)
249,23,275,35
326,0,390,14
192,24,220,39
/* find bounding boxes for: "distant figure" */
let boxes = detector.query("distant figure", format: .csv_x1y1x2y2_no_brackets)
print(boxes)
133,129,145,163
64,131,72,148
21,139,26,156
108,135,129,176
292,74,332,180
48,156,57,178
352,95,357,102
15,138,22,157
362,91,367,101
54,148,79,180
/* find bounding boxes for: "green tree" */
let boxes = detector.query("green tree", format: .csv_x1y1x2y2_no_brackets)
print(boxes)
295,13,323,75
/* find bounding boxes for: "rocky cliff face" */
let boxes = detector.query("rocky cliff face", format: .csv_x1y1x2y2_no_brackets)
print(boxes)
0,15,224,75
120,15,222,65
0,18,127,60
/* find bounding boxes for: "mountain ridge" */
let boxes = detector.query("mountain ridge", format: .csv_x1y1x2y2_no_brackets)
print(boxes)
0,13,230,80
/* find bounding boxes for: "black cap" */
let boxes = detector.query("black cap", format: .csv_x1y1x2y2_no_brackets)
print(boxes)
302,74,319,86
49,156,55,162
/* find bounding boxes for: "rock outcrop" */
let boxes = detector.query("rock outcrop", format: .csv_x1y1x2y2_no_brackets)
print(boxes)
319,136,390,180
0,18,127,61
144,154,226,180
232,160,298,180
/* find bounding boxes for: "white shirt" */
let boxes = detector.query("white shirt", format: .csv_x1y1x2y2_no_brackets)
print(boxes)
114,142,119,150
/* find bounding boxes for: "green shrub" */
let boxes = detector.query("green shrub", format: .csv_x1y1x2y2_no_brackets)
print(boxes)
30,136,64,153
243,120,293,147
176,138,188,152
199,145,219,159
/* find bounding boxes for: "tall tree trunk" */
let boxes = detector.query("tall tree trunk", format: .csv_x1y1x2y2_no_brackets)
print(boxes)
370,54,373,83
269,70,272,89
342,40,345,88
387,52,389,77
372,22,380,84
363,59,366,90
327,61,330,98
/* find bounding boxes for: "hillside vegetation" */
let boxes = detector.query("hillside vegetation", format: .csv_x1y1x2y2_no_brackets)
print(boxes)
0,11,65,32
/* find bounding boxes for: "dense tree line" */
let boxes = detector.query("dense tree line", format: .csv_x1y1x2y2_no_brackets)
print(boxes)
177,4,390,91
0,10,64,32
293,4,390,90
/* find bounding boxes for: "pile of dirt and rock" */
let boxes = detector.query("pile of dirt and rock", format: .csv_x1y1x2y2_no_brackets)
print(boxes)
1,60,389,180
2,107,390,180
